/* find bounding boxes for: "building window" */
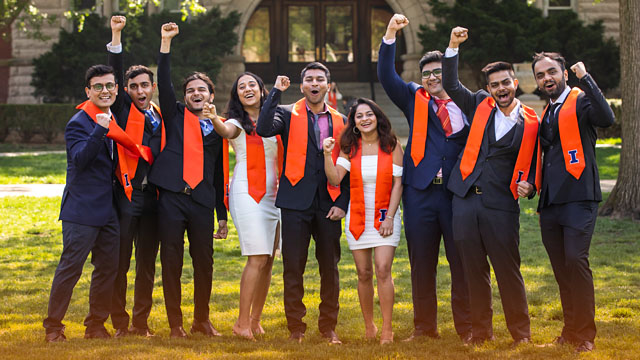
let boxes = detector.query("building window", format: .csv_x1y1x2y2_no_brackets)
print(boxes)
243,7,271,63
543,0,574,16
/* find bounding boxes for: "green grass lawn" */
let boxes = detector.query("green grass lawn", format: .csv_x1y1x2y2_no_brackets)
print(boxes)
0,195,638,359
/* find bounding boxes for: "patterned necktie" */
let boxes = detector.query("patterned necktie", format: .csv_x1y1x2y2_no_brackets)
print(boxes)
145,109,159,131
434,98,453,137
200,118,213,136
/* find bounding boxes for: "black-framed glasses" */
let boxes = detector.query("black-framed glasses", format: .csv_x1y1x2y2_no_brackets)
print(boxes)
89,82,116,91
421,68,443,78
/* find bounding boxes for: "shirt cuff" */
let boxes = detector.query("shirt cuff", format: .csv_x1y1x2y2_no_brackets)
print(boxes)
444,47,458,58
106,42,122,54
382,37,396,45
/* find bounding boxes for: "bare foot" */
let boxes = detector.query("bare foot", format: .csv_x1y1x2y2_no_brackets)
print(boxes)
380,331,394,345
365,324,378,340
232,323,256,341
251,317,265,335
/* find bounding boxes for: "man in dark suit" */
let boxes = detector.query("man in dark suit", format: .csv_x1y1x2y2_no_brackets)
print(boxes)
532,52,614,352
147,22,227,338
377,14,471,342
43,65,121,341
443,27,540,346
256,64,349,344
106,15,164,338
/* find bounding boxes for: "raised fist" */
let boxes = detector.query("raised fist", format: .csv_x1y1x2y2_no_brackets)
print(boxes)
387,14,409,32
202,102,217,119
161,23,179,39
449,26,469,48
570,62,587,79
111,16,126,32
96,113,111,129
274,75,290,92
323,137,335,154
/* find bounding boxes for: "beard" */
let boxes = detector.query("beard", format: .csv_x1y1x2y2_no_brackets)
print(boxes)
545,78,567,100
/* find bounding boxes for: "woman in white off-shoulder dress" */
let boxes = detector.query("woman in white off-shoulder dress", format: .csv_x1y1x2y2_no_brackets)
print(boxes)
323,98,404,345
204,72,279,341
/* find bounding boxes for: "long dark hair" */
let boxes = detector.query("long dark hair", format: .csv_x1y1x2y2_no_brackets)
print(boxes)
340,98,397,158
224,72,268,135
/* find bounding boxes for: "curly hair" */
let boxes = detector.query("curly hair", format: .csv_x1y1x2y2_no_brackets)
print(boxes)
223,72,268,135
340,98,397,158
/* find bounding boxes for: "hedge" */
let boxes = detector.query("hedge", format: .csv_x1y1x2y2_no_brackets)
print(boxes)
0,104,78,143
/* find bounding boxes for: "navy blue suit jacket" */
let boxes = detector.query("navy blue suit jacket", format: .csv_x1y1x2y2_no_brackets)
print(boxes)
377,41,469,190
59,109,116,227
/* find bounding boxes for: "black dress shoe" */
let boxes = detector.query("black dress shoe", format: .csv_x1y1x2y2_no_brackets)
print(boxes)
45,329,67,342
129,326,154,337
575,340,595,352
191,320,222,337
464,335,495,346
170,326,188,338
114,328,129,338
402,329,440,342
288,331,304,343
84,328,111,339
511,337,531,348
321,330,342,345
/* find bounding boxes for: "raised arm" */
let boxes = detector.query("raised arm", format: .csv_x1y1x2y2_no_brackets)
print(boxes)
108,15,127,121
442,26,482,117
323,137,349,186
570,62,615,128
157,23,179,121
256,75,290,137
377,14,415,114
202,103,241,139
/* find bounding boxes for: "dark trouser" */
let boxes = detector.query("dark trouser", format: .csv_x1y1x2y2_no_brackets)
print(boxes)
281,200,342,334
540,201,598,343
403,184,471,336
43,211,119,334
111,188,159,330
452,193,530,340
157,190,215,328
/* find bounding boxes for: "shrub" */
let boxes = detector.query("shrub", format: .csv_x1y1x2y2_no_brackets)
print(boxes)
0,104,77,143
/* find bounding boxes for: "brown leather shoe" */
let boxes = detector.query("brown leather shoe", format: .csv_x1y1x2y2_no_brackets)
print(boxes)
170,326,188,338
321,330,342,345
402,329,440,342
190,320,222,337
288,331,304,343
114,328,129,338
463,335,495,346
84,328,111,339
129,326,154,337
575,340,595,353
45,329,67,343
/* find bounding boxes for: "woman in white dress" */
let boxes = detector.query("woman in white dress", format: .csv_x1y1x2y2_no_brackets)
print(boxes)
203,72,279,340
323,98,403,344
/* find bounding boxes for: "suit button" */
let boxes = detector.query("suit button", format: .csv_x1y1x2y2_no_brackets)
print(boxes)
442,157,446,160
317,170,321,174
445,139,449,142
547,163,551,167
550,145,554,149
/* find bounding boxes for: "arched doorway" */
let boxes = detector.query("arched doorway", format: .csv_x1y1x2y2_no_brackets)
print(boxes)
242,0,406,82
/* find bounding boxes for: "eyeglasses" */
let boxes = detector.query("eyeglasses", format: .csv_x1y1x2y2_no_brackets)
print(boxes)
421,68,443,78
89,82,116,92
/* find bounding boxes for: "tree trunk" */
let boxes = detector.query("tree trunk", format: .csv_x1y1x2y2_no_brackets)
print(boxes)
599,0,640,220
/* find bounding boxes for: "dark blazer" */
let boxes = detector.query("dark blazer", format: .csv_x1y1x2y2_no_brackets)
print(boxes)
256,88,350,212
443,54,538,213
108,49,164,213
59,110,116,226
538,75,615,209
378,41,469,190
147,52,226,219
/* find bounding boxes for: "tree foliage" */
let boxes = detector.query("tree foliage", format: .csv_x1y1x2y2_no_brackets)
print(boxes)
0,0,55,40
31,8,240,103
419,0,620,92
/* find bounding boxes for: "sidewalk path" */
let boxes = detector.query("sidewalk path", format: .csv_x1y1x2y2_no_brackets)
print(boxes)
0,150,65,157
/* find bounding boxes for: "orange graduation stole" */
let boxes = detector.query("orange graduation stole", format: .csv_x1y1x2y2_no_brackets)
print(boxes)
76,101,154,201
327,91,338,109
459,97,540,199
410,88,431,166
285,98,344,201
183,108,204,189
556,87,585,180
349,141,393,240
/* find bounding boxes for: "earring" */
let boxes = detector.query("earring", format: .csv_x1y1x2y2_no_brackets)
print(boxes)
352,127,360,134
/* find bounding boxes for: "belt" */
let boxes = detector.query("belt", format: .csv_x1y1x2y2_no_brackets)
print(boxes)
471,185,482,195
432,177,443,185
181,186,192,195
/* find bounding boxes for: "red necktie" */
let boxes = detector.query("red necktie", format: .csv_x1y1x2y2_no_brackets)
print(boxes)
434,98,453,137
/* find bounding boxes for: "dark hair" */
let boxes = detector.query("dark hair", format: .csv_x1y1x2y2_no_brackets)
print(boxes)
531,52,566,73
125,65,154,85
85,64,115,88
340,98,397,158
419,50,444,71
182,72,215,95
481,61,515,83
300,62,331,83
224,72,268,135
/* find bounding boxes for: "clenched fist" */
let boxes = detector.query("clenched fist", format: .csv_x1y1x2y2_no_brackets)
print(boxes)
323,137,335,155
449,26,469,49
570,62,587,79
274,75,290,92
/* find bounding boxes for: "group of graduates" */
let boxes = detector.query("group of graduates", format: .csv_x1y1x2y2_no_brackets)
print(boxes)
42,13,614,354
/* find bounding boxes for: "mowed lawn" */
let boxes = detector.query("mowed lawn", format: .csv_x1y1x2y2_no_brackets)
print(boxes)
0,194,639,359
